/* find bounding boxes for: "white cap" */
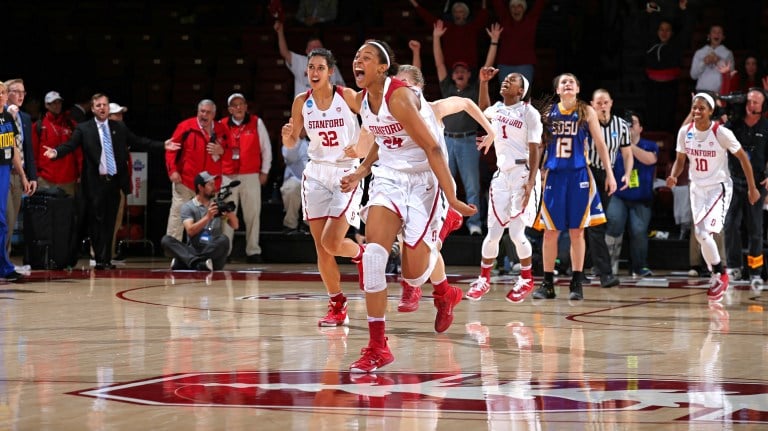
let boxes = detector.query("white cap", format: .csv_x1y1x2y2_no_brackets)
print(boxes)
109,102,128,114
227,93,246,105
44,91,63,104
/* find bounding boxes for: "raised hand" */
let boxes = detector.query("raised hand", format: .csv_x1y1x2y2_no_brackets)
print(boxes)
486,22,503,41
479,66,498,83
433,20,447,38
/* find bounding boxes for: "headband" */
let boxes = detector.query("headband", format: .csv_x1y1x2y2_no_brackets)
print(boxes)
693,92,715,109
368,41,390,68
521,75,530,99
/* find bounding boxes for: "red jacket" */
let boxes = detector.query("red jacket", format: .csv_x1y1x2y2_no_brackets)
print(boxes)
414,4,489,69
219,113,267,176
165,117,225,190
32,111,82,184
491,0,547,66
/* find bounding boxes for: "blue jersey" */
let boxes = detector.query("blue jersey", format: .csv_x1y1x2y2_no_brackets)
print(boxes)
543,104,590,171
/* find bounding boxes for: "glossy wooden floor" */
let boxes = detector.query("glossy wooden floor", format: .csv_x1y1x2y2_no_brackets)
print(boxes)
2,258,767,430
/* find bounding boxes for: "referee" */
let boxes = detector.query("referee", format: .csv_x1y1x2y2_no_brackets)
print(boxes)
587,89,634,287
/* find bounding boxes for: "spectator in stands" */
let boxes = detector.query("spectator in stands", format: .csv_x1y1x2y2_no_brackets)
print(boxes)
587,88,633,287
280,137,308,235
605,111,658,277
690,24,734,93
219,93,272,264
718,53,767,95
433,20,502,235
4,79,38,254
274,21,346,97
161,171,238,271
644,0,692,132
490,0,547,84
295,0,338,28
32,91,80,196
723,88,768,288
165,99,226,241
408,0,489,70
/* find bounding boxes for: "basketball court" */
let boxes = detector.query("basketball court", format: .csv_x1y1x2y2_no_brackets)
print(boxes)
2,260,766,429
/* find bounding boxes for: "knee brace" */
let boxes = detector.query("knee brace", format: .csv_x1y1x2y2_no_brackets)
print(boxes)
481,223,505,260
403,245,439,287
363,242,389,293
508,218,532,259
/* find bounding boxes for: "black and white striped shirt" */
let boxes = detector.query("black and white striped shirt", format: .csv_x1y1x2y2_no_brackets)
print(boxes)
588,115,630,170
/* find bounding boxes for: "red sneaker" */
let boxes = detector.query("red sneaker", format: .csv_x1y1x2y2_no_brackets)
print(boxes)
433,285,463,333
349,340,394,373
466,276,491,301
318,298,349,327
351,244,365,291
439,207,464,243
505,277,535,303
397,281,422,312
707,272,728,303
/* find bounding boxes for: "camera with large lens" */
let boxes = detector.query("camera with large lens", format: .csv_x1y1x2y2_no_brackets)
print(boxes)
213,181,240,215
716,92,747,121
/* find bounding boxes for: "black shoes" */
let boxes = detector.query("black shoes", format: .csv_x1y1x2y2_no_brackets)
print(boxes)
195,258,213,272
532,280,556,299
4,271,24,282
246,254,263,264
95,263,116,270
569,278,584,300
600,274,620,288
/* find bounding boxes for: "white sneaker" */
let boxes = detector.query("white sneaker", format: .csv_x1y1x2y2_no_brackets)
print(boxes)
204,258,213,272
750,276,763,292
466,276,491,301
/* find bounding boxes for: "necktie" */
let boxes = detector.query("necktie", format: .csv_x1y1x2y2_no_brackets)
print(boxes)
14,114,23,167
101,123,117,175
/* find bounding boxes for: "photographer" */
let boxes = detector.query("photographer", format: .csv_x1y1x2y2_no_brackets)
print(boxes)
723,88,768,288
161,171,239,271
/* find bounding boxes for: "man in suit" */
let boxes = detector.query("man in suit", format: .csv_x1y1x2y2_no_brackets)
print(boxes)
5,79,38,254
44,93,178,269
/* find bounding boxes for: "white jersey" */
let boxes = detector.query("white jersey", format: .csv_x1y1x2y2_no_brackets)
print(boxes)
302,86,360,166
676,122,741,187
360,77,441,173
484,101,542,171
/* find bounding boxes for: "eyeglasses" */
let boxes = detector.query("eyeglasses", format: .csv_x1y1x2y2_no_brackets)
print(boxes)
9,90,26,95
